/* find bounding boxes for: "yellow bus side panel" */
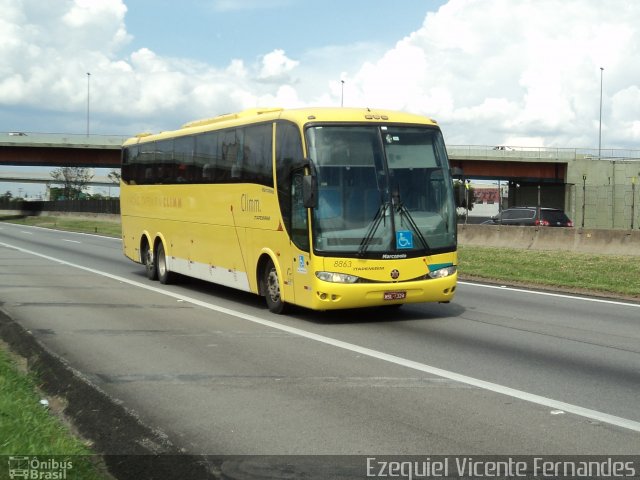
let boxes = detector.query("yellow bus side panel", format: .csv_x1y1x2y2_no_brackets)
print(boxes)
120,183,287,294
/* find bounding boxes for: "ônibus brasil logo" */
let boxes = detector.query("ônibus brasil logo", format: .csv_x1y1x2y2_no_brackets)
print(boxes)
7,456,73,479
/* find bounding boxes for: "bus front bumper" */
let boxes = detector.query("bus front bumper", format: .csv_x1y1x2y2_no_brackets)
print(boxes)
308,273,458,310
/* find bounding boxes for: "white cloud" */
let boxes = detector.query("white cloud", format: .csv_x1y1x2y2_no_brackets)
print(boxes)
0,0,130,113
210,0,292,12
62,0,130,52
1,0,640,151
258,49,299,82
341,0,640,148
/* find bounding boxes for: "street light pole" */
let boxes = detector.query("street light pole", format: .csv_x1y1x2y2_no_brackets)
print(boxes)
341,80,345,107
598,67,603,159
86,72,91,137
581,174,587,228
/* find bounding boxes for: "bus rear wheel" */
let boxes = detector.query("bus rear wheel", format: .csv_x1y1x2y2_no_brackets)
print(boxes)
263,259,287,314
143,242,158,280
156,242,175,285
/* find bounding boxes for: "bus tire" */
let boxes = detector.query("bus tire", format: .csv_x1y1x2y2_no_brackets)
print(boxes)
156,242,174,285
263,259,287,314
142,242,158,280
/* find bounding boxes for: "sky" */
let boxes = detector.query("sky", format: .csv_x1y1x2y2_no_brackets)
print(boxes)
2,0,640,198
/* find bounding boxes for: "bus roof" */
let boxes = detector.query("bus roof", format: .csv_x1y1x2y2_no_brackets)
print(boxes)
123,107,440,146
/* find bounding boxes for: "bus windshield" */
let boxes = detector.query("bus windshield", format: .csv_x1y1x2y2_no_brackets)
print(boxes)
306,125,456,257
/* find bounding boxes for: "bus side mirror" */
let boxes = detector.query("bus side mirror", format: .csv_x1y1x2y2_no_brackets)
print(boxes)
302,174,318,208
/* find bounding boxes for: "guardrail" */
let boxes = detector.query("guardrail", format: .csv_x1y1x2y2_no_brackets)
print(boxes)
447,145,640,162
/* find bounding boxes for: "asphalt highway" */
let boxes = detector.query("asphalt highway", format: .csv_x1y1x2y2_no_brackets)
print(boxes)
1,222,639,460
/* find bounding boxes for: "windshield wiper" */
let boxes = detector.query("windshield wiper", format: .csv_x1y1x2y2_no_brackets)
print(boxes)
392,187,431,254
396,203,430,253
358,200,389,256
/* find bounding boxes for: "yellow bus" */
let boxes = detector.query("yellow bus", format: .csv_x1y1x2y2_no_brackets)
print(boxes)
120,107,458,313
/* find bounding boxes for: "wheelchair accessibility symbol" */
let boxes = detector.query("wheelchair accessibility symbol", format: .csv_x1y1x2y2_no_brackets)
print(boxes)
396,230,414,249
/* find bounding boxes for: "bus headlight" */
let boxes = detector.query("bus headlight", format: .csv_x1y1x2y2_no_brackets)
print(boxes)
427,266,457,279
315,271,360,283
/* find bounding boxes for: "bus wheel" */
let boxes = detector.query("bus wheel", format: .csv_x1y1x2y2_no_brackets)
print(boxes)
156,242,174,285
264,259,286,314
143,242,158,280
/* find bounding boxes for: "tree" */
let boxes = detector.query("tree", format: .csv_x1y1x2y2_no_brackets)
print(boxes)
453,180,475,211
50,167,94,200
107,169,121,184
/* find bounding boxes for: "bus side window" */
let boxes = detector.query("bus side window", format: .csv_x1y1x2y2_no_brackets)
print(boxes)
139,142,156,182
221,129,238,182
291,173,310,251
121,145,139,184
241,124,274,186
174,135,195,183
194,131,217,183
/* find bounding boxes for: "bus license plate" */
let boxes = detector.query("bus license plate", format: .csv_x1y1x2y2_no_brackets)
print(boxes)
384,291,406,301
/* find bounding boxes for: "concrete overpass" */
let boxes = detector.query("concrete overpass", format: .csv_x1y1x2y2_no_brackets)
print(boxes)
1,131,633,179
1,132,639,229
0,132,124,168
447,145,640,229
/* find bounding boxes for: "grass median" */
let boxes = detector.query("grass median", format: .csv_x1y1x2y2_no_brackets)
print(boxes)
0,214,121,237
458,245,640,299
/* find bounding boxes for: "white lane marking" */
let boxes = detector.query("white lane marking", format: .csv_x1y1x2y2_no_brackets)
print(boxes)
61,239,81,244
20,231,34,235
459,280,640,308
2,240,640,434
